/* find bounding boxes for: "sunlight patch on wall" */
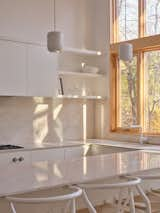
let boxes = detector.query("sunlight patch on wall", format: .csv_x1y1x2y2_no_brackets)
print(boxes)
83,103,87,141
33,97,45,103
34,104,48,115
33,104,49,144
53,104,63,120
53,103,63,142
83,157,87,175
82,87,86,96
100,103,105,138
54,119,63,142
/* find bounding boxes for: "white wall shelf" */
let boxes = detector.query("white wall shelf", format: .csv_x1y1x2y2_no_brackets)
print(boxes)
59,71,105,78
63,47,102,56
0,36,45,47
0,38,103,56
57,95,107,100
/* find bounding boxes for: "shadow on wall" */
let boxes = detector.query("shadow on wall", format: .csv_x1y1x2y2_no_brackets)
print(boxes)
0,97,95,145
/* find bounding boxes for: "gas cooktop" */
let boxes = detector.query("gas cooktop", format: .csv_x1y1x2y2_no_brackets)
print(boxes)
0,145,24,150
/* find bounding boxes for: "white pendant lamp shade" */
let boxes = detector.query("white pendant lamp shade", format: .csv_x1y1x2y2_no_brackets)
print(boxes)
119,43,133,62
47,31,64,53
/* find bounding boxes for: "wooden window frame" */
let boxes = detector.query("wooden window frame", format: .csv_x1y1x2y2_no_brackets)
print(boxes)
110,0,160,135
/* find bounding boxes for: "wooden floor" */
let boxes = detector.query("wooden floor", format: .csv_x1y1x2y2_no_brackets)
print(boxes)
77,193,160,213
77,205,144,213
77,204,115,213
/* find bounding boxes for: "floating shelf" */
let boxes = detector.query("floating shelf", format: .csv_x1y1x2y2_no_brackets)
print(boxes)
57,95,107,100
63,47,102,56
0,38,103,56
59,71,105,78
0,36,45,47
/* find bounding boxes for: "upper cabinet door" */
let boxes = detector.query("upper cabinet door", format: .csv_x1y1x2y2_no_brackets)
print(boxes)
0,40,26,96
0,0,50,44
27,45,58,97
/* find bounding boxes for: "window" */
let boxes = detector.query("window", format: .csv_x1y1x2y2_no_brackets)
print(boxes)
146,1,160,36
119,57,138,128
111,0,160,135
144,51,160,133
117,0,138,41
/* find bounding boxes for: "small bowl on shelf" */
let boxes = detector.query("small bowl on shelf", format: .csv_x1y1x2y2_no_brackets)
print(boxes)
82,66,99,74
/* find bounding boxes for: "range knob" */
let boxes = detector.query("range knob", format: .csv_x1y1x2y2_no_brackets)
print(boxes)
18,157,24,162
12,157,18,163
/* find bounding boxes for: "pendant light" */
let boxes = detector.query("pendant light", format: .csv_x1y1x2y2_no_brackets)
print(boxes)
47,0,64,53
119,43,133,62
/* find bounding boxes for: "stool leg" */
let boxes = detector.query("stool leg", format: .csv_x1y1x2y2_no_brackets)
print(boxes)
70,199,76,213
10,202,17,213
128,187,135,213
136,185,151,213
82,189,97,213
116,188,124,213
64,200,71,213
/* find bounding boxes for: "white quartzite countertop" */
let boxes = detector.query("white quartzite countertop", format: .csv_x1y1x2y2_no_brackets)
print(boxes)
0,141,86,153
1,150,160,196
87,139,160,151
1,138,160,153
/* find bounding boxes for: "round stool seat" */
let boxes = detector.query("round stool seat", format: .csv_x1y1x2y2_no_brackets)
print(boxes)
6,186,82,213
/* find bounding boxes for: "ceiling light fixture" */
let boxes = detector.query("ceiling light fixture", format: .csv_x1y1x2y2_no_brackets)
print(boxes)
119,43,133,62
47,0,64,53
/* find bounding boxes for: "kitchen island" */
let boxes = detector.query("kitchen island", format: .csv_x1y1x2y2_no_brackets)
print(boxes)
0,150,160,197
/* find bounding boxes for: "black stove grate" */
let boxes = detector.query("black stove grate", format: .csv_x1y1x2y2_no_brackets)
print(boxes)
0,145,24,150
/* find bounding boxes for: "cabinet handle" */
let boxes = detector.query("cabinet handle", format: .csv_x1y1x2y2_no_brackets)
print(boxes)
12,157,18,163
18,157,24,162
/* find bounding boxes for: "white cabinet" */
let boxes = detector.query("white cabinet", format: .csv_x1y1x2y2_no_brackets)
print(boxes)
0,40,26,96
0,145,87,166
31,146,87,162
0,0,50,44
0,0,59,97
64,145,88,160
27,45,58,97
0,40,58,97
0,151,31,166
31,148,65,162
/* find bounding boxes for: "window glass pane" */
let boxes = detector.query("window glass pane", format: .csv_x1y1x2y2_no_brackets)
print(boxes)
144,51,160,133
119,57,138,128
146,0,160,36
117,0,138,41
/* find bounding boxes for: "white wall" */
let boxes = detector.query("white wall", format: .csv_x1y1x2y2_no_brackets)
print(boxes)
0,0,110,141
0,0,95,49
0,0,50,44
57,0,86,48
0,0,109,95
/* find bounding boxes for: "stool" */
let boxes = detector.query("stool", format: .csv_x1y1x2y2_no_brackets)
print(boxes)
77,176,151,213
133,174,160,213
6,186,82,213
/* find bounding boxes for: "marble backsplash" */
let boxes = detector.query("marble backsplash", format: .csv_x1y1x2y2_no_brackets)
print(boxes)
0,97,95,145
1,96,154,146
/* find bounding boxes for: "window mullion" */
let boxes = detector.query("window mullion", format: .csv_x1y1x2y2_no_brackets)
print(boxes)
139,0,146,38
139,0,145,132
138,52,145,131
112,0,118,43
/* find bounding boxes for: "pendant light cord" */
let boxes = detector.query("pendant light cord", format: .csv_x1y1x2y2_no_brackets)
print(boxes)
50,0,56,31
54,0,56,31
